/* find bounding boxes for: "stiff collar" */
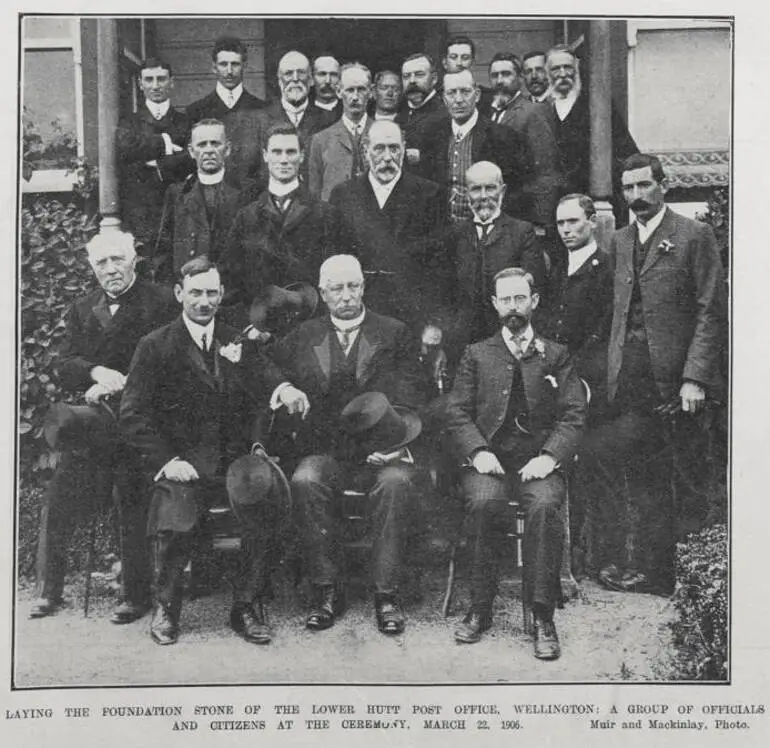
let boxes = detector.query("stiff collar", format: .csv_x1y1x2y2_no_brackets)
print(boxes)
282,97,309,117
330,307,366,332
145,99,170,120
368,171,401,208
553,76,582,121
568,239,598,276
216,82,243,108
104,274,138,302
314,98,339,111
472,205,502,227
407,88,437,111
342,113,368,136
451,108,479,141
269,177,300,198
182,314,216,351
197,169,225,186
635,206,668,244
374,111,398,121
501,323,534,358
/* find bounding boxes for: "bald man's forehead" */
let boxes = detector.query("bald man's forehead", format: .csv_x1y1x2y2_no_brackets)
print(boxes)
314,56,339,72
341,67,370,86
467,165,503,186
279,52,310,73
444,69,475,86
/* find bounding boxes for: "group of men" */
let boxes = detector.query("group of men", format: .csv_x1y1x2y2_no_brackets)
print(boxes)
29,32,727,665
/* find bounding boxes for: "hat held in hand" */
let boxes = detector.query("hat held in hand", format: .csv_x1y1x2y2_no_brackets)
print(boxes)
248,281,319,335
340,392,422,454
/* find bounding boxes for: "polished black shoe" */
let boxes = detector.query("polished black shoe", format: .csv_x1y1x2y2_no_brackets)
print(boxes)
110,600,150,625
305,585,343,631
230,601,272,645
28,597,62,619
533,616,561,660
374,594,405,635
150,604,178,645
454,608,492,644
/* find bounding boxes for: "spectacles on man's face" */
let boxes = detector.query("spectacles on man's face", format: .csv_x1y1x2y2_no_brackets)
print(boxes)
494,294,530,307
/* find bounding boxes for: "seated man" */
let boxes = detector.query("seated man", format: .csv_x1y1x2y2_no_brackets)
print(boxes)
118,257,289,646
272,255,425,635
31,232,176,622
443,267,586,658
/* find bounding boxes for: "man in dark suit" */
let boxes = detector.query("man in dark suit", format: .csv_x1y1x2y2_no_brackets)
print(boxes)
444,267,587,657
486,53,563,228
272,255,425,635
540,193,612,394
185,37,268,186
154,119,257,283
119,257,289,645
221,123,335,327
444,161,546,362
30,232,177,622
419,69,532,223
587,154,727,594
311,55,342,123
117,58,193,256
308,63,374,202
521,51,552,104
545,45,638,212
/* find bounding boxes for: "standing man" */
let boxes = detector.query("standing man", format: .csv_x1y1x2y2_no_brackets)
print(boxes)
155,119,257,282
442,35,492,110
311,55,342,122
419,69,532,223
372,71,403,121
521,51,552,103
444,160,545,360
222,123,334,325
308,63,373,202
272,255,425,635
119,257,289,645
444,267,587,656
590,154,727,593
117,58,193,257
31,233,176,622
486,52,562,228
186,37,267,185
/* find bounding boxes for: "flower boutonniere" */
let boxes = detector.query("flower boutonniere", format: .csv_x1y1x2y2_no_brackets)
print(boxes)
533,338,545,357
218,342,243,363
658,239,675,254
544,374,558,389
591,258,600,267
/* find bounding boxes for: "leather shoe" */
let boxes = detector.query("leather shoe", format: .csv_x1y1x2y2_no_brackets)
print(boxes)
110,600,150,625
306,585,343,631
150,603,178,645
230,601,272,645
374,594,405,635
454,608,492,644
28,597,62,619
533,616,561,660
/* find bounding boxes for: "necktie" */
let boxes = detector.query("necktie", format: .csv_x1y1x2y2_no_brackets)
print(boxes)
227,91,235,108
201,333,208,353
476,222,493,241
336,324,361,354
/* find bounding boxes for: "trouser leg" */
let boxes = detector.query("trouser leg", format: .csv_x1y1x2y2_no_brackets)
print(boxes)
151,531,194,620
115,463,151,605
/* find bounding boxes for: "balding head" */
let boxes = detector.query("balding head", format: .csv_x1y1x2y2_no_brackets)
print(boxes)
278,50,311,105
319,255,365,320
466,160,503,186
86,231,137,296
466,161,506,223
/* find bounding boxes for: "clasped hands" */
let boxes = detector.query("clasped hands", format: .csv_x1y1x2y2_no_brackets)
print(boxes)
472,450,557,482
85,366,126,404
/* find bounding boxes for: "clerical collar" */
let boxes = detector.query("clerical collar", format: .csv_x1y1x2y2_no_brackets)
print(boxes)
269,177,300,197
282,98,309,116
502,323,534,355
374,111,398,121
342,113,368,136
408,88,437,110
331,308,366,332
314,98,338,111
368,171,400,208
182,314,216,350
568,240,598,277
451,108,479,141
145,99,170,120
198,169,225,186
216,82,243,108
635,205,668,243
472,206,502,226
104,274,138,301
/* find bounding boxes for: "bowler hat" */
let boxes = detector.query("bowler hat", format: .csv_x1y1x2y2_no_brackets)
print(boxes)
43,402,115,451
340,392,422,454
226,447,292,513
249,282,319,335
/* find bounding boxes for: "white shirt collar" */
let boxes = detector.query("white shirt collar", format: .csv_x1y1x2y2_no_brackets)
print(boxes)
342,113,368,136
472,205,502,227
491,90,521,112
567,239,598,276
145,99,170,120
105,274,137,302
553,77,582,121
182,314,216,350
197,169,225,186
532,88,553,104
216,82,243,108
407,88,437,111
269,177,300,197
501,323,534,357
282,97,309,115
635,205,668,244
314,98,338,111
368,171,401,208
374,111,398,121
451,108,479,141
331,307,366,332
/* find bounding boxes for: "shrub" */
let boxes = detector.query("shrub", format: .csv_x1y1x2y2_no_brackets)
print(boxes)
697,186,730,272
670,524,728,680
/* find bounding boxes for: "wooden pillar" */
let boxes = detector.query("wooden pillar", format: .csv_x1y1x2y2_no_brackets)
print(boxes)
587,20,615,241
97,19,121,232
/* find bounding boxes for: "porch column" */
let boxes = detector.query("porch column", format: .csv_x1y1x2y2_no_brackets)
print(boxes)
97,19,121,232
587,20,615,241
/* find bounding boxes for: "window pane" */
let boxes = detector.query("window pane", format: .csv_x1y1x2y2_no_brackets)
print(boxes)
23,17,72,41
23,49,77,169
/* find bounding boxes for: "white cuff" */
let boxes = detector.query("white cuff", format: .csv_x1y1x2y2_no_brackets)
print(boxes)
269,382,294,411
161,132,174,155
154,456,180,482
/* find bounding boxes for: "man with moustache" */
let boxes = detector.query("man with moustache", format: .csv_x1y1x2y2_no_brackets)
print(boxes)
271,254,424,636
442,35,493,111
117,58,193,256
585,154,727,594
372,70,403,121
486,52,562,228
521,51,552,103
30,233,176,622
119,257,290,645
154,119,257,283
308,63,374,202
443,267,587,656
311,55,342,122
419,69,532,223
444,160,545,361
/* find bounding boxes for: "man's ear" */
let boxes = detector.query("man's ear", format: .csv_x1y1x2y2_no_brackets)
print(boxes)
174,284,183,303
659,177,670,196
223,140,232,159
532,291,540,311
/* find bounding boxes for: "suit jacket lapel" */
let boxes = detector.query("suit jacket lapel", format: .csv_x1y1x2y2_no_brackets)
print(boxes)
334,123,354,154
176,318,218,390
183,180,211,233
312,330,332,392
356,316,379,386
382,176,412,238
639,208,676,276
92,294,113,330
282,195,311,232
